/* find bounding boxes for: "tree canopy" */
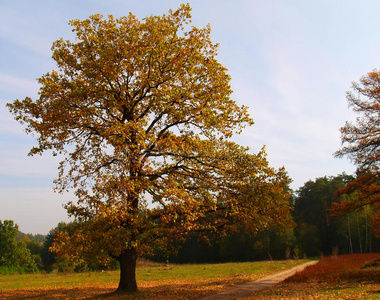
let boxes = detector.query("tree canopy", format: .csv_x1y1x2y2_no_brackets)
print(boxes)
335,70,380,237
7,4,293,292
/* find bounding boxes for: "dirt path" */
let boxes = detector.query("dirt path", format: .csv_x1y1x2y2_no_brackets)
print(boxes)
195,260,318,300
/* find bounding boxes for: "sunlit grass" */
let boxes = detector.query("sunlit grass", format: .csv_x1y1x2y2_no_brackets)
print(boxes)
0,259,308,299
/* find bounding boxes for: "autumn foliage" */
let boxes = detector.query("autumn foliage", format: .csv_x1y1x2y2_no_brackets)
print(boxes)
331,171,380,238
334,70,380,237
7,4,293,293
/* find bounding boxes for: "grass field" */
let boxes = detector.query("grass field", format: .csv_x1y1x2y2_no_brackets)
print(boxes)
1,254,379,299
0,259,307,299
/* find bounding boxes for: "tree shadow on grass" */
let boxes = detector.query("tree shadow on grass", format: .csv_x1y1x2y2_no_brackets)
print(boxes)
1,279,238,300
1,287,114,300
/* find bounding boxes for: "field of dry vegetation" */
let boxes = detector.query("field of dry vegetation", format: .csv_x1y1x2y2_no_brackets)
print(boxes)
0,254,379,299
252,253,380,300
0,260,305,299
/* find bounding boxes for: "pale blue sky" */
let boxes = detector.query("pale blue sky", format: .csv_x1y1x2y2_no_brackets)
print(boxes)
2,0,376,234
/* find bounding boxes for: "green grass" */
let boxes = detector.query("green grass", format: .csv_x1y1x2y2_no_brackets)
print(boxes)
0,259,308,299
138,259,305,281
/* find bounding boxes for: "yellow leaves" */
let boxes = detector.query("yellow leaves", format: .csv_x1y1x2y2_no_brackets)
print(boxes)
6,5,295,275
146,137,293,238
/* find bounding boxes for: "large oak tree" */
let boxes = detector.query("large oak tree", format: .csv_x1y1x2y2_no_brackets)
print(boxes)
334,70,380,237
7,5,293,292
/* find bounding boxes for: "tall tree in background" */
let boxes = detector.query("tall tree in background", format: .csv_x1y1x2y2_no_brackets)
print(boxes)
293,174,354,256
334,70,380,237
7,5,293,292
0,220,38,273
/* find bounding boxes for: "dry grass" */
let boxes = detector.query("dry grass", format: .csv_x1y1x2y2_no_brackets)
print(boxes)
4,255,378,299
248,253,380,300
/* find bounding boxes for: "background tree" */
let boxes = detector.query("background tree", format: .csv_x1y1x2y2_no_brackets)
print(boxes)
335,70,380,236
7,5,293,292
150,223,296,264
17,232,46,244
18,235,44,270
16,231,46,271
293,174,380,256
41,222,79,272
293,174,353,255
41,228,58,272
0,220,38,274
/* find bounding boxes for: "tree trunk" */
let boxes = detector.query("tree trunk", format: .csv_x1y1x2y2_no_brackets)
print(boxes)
117,248,138,293
356,213,363,253
347,215,353,254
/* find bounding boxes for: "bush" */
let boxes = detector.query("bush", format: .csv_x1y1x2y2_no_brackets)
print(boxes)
0,264,38,275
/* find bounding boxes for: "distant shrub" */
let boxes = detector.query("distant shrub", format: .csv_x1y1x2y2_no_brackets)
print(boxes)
0,264,39,275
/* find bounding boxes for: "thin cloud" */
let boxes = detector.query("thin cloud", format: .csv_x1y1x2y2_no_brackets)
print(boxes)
0,73,39,97
0,187,73,234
